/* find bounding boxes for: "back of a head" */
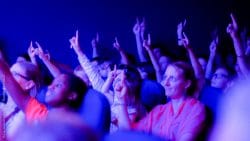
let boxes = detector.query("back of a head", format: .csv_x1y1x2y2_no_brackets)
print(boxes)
209,79,250,141
11,111,99,141
104,130,165,141
64,73,88,110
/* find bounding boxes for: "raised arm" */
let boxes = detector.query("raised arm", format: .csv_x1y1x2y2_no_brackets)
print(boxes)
115,71,132,129
182,32,205,98
133,18,147,62
35,42,61,78
100,65,117,103
91,33,99,59
177,20,186,46
0,59,30,112
205,37,218,79
69,30,105,91
227,13,250,77
183,32,205,80
143,34,162,82
113,37,129,65
28,41,38,66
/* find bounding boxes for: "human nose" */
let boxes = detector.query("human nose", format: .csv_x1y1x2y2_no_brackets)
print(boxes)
162,77,170,86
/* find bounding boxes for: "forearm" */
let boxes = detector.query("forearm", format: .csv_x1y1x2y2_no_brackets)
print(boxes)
232,35,250,77
77,53,105,91
187,48,204,79
101,78,113,94
147,49,160,72
117,105,132,130
119,50,130,65
146,49,162,82
41,59,61,78
135,35,147,62
205,54,215,79
92,47,98,59
0,62,30,112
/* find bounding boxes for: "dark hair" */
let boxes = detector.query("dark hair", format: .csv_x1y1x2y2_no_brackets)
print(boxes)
19,53,31,62
215,65,236,80
118,65,142,105
65,73,88,110
169,61,196,97
136,62,156,80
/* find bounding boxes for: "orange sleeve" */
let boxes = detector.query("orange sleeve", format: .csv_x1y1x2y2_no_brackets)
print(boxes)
25,98,48,123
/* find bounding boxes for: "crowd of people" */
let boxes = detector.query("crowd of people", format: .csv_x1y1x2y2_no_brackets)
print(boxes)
0,13,249,141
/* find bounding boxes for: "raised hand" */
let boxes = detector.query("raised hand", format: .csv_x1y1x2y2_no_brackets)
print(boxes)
107,65,118,81
177,19,186,46
182,32,190,49
177,19,186,36
35,42,50,61
140,17,146,40
209,36,218,56
91,33,99,48
143,33,152,51
133,18,141,35
227,13,238,38
28,41,36,58
69,30,81,53
113,37,122,51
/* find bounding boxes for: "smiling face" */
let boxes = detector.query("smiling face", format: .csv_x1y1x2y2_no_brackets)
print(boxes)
161,65,190,99
112,70,124,92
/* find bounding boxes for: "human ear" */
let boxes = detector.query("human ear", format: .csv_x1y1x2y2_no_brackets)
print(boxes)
185,80,191,89
68,92,77,101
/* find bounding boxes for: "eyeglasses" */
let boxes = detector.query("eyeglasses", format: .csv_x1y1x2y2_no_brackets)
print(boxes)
11,71,31,81
212,73,228,79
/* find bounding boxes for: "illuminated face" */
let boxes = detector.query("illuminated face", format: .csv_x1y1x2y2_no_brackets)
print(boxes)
45,74,71,107
211,68,229,89
161,65,189,99
112,70,124,92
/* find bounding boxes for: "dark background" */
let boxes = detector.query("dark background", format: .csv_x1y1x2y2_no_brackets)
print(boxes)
0,0,249,68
